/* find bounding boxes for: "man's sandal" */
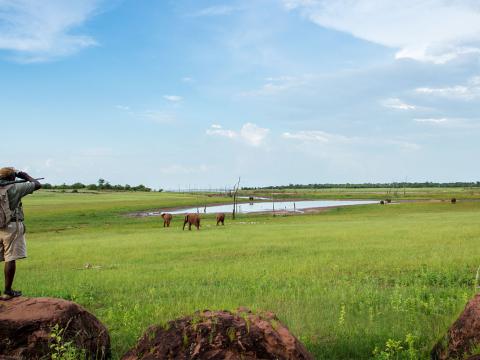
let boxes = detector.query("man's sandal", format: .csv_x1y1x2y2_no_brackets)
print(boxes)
0,290,22,301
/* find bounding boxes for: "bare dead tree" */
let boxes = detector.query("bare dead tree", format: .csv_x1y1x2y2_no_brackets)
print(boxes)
232,177,241,220
272,192,275,217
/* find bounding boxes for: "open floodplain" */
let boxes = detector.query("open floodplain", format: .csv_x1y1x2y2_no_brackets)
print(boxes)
18,189,480,359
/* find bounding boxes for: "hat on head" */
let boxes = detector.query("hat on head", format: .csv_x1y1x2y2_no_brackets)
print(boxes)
0,167,16,180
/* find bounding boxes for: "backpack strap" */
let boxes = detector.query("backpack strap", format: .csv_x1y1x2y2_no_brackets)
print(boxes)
0,184,14,228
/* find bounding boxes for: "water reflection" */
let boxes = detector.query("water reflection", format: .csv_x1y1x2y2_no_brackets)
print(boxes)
144,200,377,216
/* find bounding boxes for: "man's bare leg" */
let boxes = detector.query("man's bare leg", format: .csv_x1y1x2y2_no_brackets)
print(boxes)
3,261,21,298
4,260,15,292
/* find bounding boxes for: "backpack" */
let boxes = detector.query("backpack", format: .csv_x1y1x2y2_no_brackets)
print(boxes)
0,185,13,228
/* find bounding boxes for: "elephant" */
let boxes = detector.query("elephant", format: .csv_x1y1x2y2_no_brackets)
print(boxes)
216,213,225,226
183,213,200,230
161,213,172,227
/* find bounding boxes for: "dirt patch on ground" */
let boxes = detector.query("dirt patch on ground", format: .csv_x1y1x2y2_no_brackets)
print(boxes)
432,294,480,360
122,307,313,360
0,297,110,359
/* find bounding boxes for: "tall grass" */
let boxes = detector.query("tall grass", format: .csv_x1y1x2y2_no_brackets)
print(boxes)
15,191,480,359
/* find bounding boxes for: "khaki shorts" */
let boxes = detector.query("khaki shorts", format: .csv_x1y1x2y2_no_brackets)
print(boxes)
0,222,27,262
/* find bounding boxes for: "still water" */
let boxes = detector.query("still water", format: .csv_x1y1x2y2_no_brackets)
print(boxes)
147,199,377,216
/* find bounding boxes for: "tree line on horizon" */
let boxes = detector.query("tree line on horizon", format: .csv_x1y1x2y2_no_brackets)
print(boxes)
38,179,480,193
242,181,480,190
41,178,157,192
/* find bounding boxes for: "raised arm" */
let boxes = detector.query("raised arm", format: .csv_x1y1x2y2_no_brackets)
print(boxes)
16,171,42,191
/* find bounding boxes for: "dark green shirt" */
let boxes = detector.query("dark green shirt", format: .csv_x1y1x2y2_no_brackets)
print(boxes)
6,182,35,221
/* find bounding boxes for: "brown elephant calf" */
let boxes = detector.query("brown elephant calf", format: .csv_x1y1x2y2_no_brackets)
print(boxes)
183,213,200,230
161,213,172,227
216,213,225,226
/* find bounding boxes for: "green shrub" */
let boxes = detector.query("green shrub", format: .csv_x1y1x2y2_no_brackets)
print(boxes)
49,324,86,360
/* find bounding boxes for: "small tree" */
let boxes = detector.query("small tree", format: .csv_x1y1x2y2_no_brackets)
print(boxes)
71,182,85,190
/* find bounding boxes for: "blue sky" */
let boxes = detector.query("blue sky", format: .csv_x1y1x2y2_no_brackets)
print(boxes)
1,0,479,189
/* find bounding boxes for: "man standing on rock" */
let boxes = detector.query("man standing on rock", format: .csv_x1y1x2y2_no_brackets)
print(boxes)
0,167,42,300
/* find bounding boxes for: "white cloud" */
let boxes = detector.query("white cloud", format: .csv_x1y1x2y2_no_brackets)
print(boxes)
283,0,480,63
415,76,480,100
241,75,308,96
283,0,315,11
190,5,238,17
414,118,448,124
181,76,194,83
0,0,101,62
206,124,237,139
163,95,183,102
385,140,421,151
115,105,130,111
283,130,420,151
413,117,480,128
206,123,269,146
382,98,417,110
240,123,269,146
395,46,480,64
282,130,352,143
415,86,472,99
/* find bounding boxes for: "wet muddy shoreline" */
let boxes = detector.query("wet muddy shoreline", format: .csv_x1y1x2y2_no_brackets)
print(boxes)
127,199,379,218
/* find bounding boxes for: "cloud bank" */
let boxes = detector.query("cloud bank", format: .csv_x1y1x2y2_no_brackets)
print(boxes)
283,130,420,151
415,76,480,100
283,0,480,64
382,98,417,110
0,0,102,62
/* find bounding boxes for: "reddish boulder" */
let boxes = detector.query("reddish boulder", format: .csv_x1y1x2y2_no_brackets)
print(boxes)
122,307,313,360
0,297,110,359
432,294,480,360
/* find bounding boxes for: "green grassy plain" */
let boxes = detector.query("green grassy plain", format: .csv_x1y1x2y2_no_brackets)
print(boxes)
13,190,480,359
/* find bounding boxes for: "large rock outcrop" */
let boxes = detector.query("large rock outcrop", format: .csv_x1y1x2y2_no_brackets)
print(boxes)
0,297,110,359
122,307,313,360
432,294,480,360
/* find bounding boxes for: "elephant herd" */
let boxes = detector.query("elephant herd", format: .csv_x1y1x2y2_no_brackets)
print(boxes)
161,212,225,230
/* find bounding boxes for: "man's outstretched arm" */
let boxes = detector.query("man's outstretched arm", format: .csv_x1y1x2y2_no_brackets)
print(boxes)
16,171,42,191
